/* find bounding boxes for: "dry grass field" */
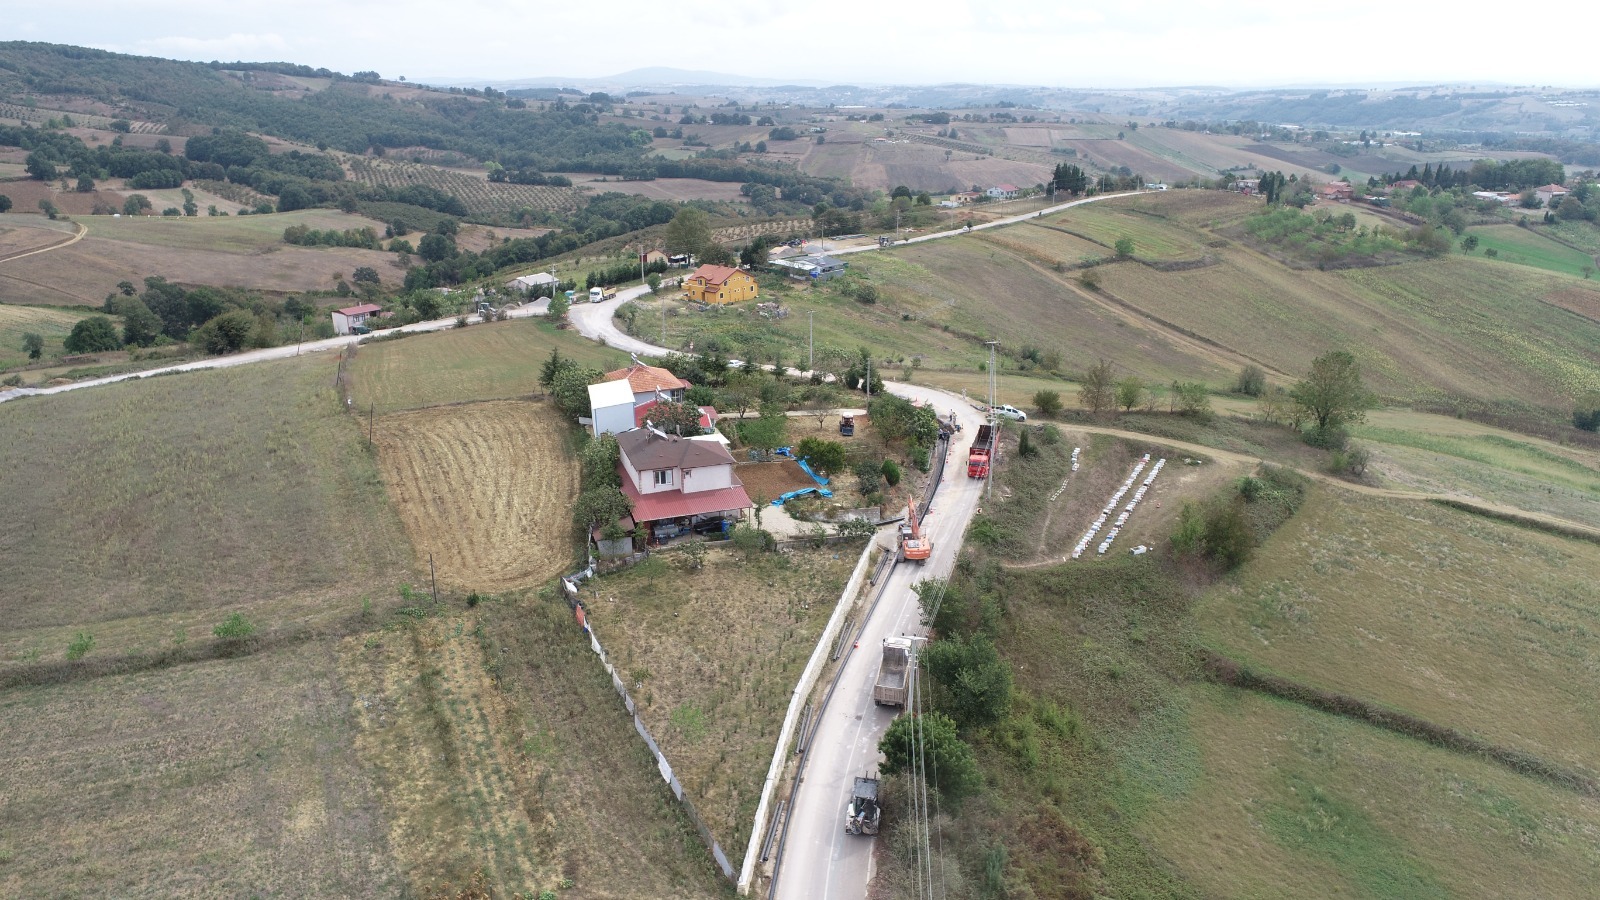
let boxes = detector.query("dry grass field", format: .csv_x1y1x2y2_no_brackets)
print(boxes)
0,209,404,305
1197,488,1600,775
561,175,750,203
372,400,581,592
0,302,98,370
584,544,859,858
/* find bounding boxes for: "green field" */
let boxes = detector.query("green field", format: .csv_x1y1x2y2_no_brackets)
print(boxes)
1197,488,1600,775
350,318,630,414
1467,224,1598,278
81,208,387,253
0,303,100,371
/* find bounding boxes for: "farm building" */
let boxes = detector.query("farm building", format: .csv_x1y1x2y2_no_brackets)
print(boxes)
1316,183,1354,202
986,184,1020,199
1230,178,1260,195
585,379,636,437
604,360,692,406
639,249,668,267
770,254,848,282
1535,184,1571,206
683,264,759,305
509,272,559,292
616,426,752,543
331,303,383,335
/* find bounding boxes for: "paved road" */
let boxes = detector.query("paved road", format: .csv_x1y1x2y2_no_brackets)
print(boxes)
829,190,1151,256
771,385,987,900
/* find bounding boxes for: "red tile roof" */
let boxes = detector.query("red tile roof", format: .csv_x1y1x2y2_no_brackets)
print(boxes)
688,264,743,286
604,362,691,395
336,303,383,316
1537,184,1569,192
619,477,752,522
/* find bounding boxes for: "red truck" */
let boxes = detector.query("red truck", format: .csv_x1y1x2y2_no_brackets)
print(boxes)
967,423,995,478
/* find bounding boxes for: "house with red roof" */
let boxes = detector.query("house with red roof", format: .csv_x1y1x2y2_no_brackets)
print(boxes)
603,360,692,407
683,264,759,305
986,184,1020,199
1317,183,1354,202
1535,184,1571,207
330,303,383,335
616,426,752,541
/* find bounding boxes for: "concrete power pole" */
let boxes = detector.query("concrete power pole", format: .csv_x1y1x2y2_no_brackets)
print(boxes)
808,311,814,372
985,341,998,500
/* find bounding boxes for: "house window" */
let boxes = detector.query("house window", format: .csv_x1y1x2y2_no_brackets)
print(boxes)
654,469,673,487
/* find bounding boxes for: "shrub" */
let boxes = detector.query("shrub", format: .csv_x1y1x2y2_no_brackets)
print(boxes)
65,631,95,660
1304,425,1349,450
1233,364,1267,396
213,612,257,641
881,458,901,487
1032,390,1062,417
854,460,883,494
63,316,121,353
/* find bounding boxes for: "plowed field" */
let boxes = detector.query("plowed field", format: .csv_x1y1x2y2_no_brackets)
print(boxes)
373,400,578,590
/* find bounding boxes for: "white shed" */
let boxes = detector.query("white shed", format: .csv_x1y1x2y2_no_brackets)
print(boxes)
511,272,559,292
587,379,636,437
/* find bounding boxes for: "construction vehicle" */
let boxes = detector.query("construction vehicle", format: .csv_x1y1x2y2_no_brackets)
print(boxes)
839,414,855,436
588,286,618,303
898,501,932,563
967,423,996,478
844,776,881,835
873,637,913,706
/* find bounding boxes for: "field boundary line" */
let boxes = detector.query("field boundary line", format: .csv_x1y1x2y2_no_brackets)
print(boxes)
737,537,878,894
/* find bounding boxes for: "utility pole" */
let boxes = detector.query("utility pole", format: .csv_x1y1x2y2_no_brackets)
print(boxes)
429,553,438,604
808,311,814,372
985,341,998,500
368,402,375,449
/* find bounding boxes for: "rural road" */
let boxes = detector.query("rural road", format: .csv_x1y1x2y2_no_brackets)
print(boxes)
828,189,1151,256
0,220,87,264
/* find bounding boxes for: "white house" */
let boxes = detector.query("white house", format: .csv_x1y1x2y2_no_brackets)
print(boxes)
616,427,752,539
586,379,636,437
1535,184,1571,207
331,303,382,336
604,361,691,407
986,184,1020,199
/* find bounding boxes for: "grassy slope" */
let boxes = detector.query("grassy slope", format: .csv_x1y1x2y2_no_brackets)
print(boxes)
0,355,410,659
79,208,388,253
0,303,99,370
1196,488,1600,775
350,318,630,414
1467,224,1597,278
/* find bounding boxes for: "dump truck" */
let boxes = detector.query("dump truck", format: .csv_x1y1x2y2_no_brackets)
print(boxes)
588,286,617,303
898,501,931,563
844,776,882,835
967,423,996,478
873,637,913,706
839,414,855,436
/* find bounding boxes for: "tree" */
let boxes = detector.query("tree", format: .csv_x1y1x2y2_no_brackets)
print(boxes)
795,437,846,474
0,195,11,213
1078,358,1116,414
1233,364,1267,396
1170,381,1212,418
22,332,44,360
117,280,137,297
418,233,457,262
119,297,163,347
123,194,151,216
191,309,258,354
878,712,982,800
1115,376,1145,412
547,291,570,322
664,206,713,261
1114,237,1135,258
539,347,571,388
1573,394,1600,432
75,173,95,193
351,266,381,285
730,523,767,560
648,400,706,436
38,199,58,220
923,635,1013,728
552,365,603,419
63,316,121,353
881,458,901,487
1033,389,1062,417
1289,351,1375,434
574,486,632,530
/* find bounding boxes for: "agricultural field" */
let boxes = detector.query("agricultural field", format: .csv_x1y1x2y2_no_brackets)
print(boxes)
1197,488,1600,775
1040,201,1213,259
347,158,583,216
349,318,628,414
0,303,100,370
1466,224,1598,278
371,400,581,592
558,175,749,203
0,208,404,306
584,543,859,859
1537,219,1600,254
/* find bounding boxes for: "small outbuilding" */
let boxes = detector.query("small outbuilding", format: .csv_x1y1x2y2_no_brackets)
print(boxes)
331,303,383,335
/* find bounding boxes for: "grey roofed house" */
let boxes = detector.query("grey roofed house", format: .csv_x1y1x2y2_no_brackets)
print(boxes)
510,272,559,290
770,254,848,281
616,426,735,471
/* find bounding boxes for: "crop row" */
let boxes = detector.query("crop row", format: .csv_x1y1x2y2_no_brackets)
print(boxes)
347,159,582,214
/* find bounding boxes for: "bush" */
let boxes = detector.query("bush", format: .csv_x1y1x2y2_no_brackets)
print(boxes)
881,458,902,487
854,460,883,494
795,437,846,474
1233,364,1267,396
1574,395,1600,432
1303,425,1349,450
1032,390,1062,417
213,612,257,641
63,316,122,353
65,631,95,660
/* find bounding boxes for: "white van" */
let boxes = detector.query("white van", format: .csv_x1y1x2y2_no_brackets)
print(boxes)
993,404,1027,421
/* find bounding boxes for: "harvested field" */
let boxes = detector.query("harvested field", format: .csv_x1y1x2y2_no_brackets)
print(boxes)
1,639,400,898
585,544,860,860
734,459,817,500
1542,287,1600,323
372,400,580,591
560,175,749,203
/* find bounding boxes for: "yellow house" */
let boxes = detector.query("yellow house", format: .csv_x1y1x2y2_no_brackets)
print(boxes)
683,264,758,305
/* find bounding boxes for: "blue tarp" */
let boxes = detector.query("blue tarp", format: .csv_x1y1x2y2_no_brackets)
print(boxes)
796,458,830,486
772,486,834,506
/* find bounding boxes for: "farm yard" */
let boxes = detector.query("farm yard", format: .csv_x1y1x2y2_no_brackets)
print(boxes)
347,158,583,216
371,399,580,592
582,543,860,860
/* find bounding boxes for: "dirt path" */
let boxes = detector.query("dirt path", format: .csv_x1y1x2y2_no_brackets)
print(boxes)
0,221,86,264
1026,424,1600,547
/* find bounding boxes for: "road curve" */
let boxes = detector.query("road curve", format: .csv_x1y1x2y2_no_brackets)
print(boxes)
0,221,87,264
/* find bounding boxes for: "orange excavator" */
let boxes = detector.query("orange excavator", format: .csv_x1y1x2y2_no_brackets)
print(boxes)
898,501,932,563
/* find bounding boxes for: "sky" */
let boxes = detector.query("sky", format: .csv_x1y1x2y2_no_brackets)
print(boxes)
10,0,1600,90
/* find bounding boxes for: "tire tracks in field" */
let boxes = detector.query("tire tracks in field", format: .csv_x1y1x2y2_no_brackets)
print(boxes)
0,221,86,264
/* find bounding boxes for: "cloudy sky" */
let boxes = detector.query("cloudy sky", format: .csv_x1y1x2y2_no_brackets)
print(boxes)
11,0,1599,89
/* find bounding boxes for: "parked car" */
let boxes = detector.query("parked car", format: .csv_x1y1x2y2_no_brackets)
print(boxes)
691,518,730,536
992,404,1027,421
